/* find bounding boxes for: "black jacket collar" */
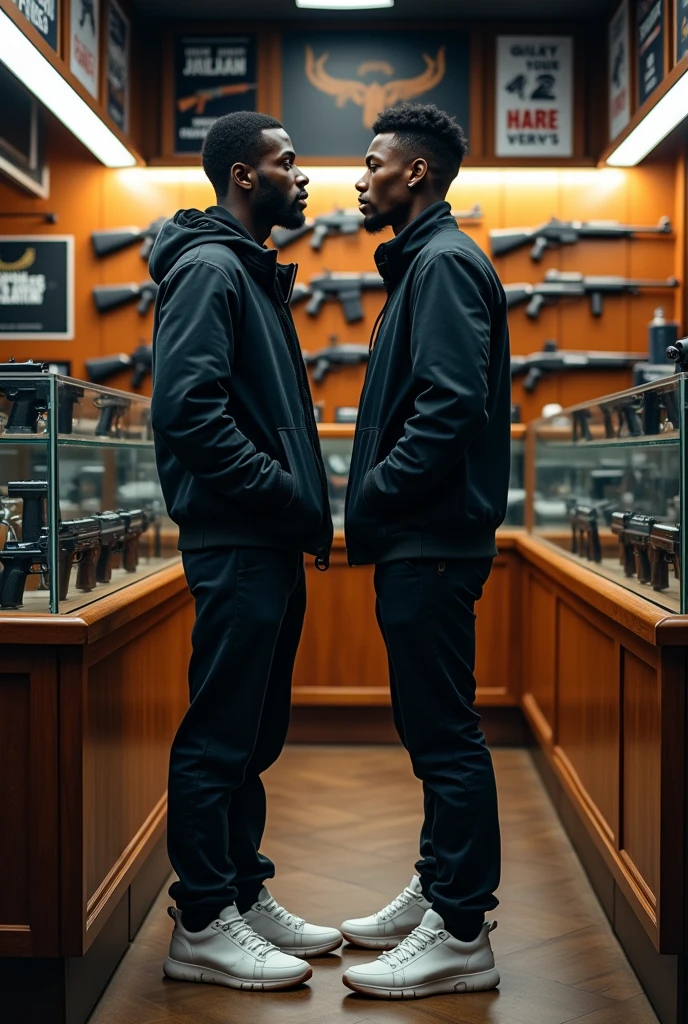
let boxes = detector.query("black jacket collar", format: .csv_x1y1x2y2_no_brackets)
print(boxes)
374,201,458,291
206,206,297,304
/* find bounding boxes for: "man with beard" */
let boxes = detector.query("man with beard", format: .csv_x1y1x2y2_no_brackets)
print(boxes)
150,111,340,992
341,104,510,1000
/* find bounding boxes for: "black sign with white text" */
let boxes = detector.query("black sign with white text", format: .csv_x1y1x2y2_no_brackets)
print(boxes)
10,0,58,50
0,237,74,340
637,0,665,104
173,35,257,154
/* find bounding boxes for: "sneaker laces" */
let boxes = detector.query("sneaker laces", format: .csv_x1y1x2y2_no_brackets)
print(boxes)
379,924,439,967
220,916,278,958
375,885,419,921
260,895,305,931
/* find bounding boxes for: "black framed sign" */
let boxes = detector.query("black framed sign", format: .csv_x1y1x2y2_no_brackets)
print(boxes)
174,35,257,154
637,0,666,103
107,0,130,131
0,237,74,340
281,30,471,158
678,0,688,60
10,0,59,50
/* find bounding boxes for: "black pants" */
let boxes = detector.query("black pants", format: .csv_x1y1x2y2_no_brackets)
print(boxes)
374,557,501,941
168,546,306,931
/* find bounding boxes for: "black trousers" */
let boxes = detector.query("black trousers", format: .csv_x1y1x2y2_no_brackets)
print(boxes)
374,557,501,941
168,546,306,931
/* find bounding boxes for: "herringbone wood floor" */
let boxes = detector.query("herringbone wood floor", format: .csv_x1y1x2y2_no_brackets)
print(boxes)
90,746,658,1024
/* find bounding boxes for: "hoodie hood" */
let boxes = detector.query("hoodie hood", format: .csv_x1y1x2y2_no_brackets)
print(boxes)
149,206,297,302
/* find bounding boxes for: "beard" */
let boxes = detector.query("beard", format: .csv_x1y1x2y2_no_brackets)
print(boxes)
255,173,306,230
362,203,408,234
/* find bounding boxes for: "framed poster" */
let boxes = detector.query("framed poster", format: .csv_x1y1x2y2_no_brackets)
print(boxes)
70,0,100,99
9,0,59,50
281,31,470,159
637,0,665,104
174,35,257,154
609,1,631,140
106,0,130,131
677,0,688,60
0,237,74,340
495,36,573,158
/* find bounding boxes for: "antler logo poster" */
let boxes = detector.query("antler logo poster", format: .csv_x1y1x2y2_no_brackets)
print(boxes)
281,31,470,157
174,36,257,154
495,36,573,158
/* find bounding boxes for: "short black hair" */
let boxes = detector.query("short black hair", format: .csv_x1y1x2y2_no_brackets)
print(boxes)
202,111,283,199
372,103,468,189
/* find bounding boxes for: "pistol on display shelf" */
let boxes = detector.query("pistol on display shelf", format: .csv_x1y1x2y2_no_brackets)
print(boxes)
0,363,83,435
290,272,385,323
91,217,168,260
490,215,671,262
569,505,602,563
505,273,678,320
613,513,658,584
7,481,48,542
86,344,153,390
510,343,647,394
92,281,159,316
0,508,151,608
95,395,131,437
303,342,370,383
649,523,681,592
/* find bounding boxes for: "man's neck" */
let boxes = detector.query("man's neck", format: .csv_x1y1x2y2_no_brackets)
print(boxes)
392,194,444,236
217,197,269,246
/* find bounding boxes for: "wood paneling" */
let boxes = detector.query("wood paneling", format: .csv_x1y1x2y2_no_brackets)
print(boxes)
0,674,31,933
621,649,661,905
475,550,521,704
556,602,619,843
522,569,557,741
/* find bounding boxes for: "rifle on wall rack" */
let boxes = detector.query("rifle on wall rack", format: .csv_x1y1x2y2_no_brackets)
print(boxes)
505,272,678,319
490,215,671,261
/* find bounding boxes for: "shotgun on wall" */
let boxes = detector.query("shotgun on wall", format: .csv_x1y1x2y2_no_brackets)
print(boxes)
505,273,678,319
91,217,169,260
490,215,672,262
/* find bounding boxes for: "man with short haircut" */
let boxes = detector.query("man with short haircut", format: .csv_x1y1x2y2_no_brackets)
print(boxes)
342,103,510,999
150,111,340,992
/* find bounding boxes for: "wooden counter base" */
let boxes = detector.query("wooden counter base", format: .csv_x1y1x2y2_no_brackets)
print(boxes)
0,563,192,1024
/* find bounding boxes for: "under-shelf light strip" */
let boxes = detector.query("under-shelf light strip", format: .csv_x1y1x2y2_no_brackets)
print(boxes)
0,9,136,168
607,69,688,167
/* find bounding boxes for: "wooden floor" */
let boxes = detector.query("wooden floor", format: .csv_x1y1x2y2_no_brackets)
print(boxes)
90,746,658,1024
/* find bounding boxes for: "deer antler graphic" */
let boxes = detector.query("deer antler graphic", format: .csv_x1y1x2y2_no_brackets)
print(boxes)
305,46,446,129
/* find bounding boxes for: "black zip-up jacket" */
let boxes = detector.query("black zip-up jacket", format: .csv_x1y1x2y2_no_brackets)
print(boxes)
345,201,511,566
149,206,333,566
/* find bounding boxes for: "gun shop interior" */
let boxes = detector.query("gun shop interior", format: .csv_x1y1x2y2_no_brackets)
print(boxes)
2,2,688,1024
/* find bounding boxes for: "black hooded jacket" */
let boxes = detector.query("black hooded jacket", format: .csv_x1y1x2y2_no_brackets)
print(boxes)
345,202,511,566
149,206,333,565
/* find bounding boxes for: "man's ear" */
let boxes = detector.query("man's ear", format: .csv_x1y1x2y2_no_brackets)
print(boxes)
407,158,428,189
231,161,254,192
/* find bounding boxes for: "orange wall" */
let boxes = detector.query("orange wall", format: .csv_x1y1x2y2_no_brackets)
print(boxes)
0,120,681,421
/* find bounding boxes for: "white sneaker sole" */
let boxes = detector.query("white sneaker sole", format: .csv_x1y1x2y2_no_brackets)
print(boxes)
341,929,414,950
163,956,312,991
279,936,344,957
342,966,500,999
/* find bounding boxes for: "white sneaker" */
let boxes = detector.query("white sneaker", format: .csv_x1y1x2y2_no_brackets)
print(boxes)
340,875,431,950
342,909,499,999
242,885,343,957
162,905,312,991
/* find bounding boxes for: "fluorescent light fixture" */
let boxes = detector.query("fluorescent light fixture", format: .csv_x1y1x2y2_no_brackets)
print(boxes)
0,9,136,168
296,0,393,8
607,68,688,166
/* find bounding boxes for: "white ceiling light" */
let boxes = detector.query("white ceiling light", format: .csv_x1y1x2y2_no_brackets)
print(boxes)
0,9,136,168
607,69,688,166
296,0,394,9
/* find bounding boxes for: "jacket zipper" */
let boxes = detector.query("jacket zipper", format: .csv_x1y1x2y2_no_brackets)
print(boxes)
273,298,333,570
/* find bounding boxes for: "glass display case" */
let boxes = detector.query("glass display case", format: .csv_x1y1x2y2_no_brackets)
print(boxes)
529,373,686,613
318,423,526,533
0,365,179,614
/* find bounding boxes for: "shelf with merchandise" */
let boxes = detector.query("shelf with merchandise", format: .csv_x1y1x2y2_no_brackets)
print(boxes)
0,367,179,614
527,372,686,614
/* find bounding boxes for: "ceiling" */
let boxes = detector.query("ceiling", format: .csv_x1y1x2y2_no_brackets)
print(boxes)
133,0,606,20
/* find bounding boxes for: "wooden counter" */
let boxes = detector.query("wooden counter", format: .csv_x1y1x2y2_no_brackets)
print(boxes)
0,561,192,1024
